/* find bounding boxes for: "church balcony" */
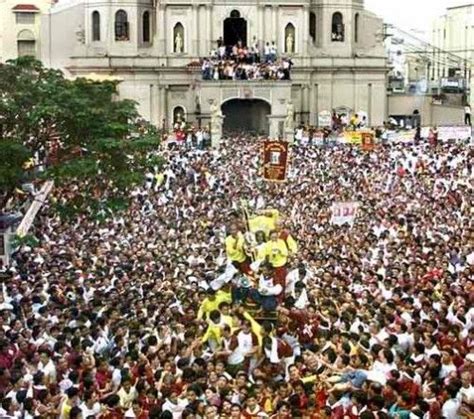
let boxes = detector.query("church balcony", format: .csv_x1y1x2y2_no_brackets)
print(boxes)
199,79,292,86
163,0,310,4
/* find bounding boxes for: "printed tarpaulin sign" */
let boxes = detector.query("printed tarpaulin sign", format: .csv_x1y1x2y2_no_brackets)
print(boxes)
318,110,332,127
361,132,375,151
343,131,362,145
262,140,289,182
438,125,472,141
330,201,359,226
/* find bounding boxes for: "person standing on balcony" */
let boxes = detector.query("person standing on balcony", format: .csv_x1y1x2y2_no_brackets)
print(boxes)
264,42,271,63
270,41,277,62
464,104,471,126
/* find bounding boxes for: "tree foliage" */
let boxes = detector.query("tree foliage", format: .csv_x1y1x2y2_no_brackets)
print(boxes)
0,57,161,211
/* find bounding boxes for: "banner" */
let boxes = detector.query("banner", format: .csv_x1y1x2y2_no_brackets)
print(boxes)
386,130,415,143
435,126,471,141
344,131,362,145
312,130,325,145
388,127,471,143
16,181,54,237
330,202,359,226
318,110,332,127
262,140,289,182
361,132,375,151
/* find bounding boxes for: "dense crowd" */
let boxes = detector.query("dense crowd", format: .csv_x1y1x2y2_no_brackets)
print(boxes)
0,136,473,419
202,41,292,81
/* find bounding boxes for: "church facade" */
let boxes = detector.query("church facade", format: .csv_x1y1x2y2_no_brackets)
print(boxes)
42,0,387,137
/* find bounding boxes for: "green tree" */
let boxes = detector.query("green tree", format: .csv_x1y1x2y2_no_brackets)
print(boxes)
0,57,161,212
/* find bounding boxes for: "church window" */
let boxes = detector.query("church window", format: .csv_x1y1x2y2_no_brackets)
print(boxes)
17,29,36,57
115,9,129,41
92,11,100,41
309,12,316,43
332,12,344,42
355,13,359,43
143,11,150,43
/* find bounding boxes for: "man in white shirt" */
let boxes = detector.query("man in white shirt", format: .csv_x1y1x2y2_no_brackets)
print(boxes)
464,104,471,126
457,371,474,406
264,42,271,62
424,334,441,360
162,389,188,419
442,384,461,419
39,350,57,385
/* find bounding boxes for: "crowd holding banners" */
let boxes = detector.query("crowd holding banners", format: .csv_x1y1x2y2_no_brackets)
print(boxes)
0,130,474,418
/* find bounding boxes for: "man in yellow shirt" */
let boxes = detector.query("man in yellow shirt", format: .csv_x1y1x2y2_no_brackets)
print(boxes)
59,387,79,419
259,231,288,269
275,218,298,257
201,309,233,350
248,209,279,239
225,224,252,275
257,231,289,302
197,288,232,321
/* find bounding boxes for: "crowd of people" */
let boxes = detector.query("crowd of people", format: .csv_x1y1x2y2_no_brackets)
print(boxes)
202,40,292,81
0,135,473,419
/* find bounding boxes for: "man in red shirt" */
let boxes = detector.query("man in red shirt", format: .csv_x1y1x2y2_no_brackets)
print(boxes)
277,303,319,347
262,336,294,378
0,339,15,370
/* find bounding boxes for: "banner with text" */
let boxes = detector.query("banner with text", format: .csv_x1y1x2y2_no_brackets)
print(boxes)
330,201,359,226
318,110,332,127
421,126,472,141
262,140,289,182
343,131,362,145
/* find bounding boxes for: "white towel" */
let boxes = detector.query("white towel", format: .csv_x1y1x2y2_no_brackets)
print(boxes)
295,288,309,309
210,263,237,290
264,337,280,364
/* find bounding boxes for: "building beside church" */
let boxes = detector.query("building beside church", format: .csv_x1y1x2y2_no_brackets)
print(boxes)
0,0,53,62
431,3,473,109
41,0,387,137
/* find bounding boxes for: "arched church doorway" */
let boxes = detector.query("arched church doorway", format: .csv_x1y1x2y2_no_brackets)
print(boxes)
221,99,270,135
224,10,247,46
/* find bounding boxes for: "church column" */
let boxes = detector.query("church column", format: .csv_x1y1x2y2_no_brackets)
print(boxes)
153,84,160,126
303,85,310,125
302,5,309,56
264,6,271,45
310,82,317,125
207,5,212,54
164,86,169,131
259,5,265,45
149,84,154,124
367,83,373,125
192,5,199,56
272,6,279,47
197,5,204,56
158,85,169,131
158,5,166,55
158,86,165,128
